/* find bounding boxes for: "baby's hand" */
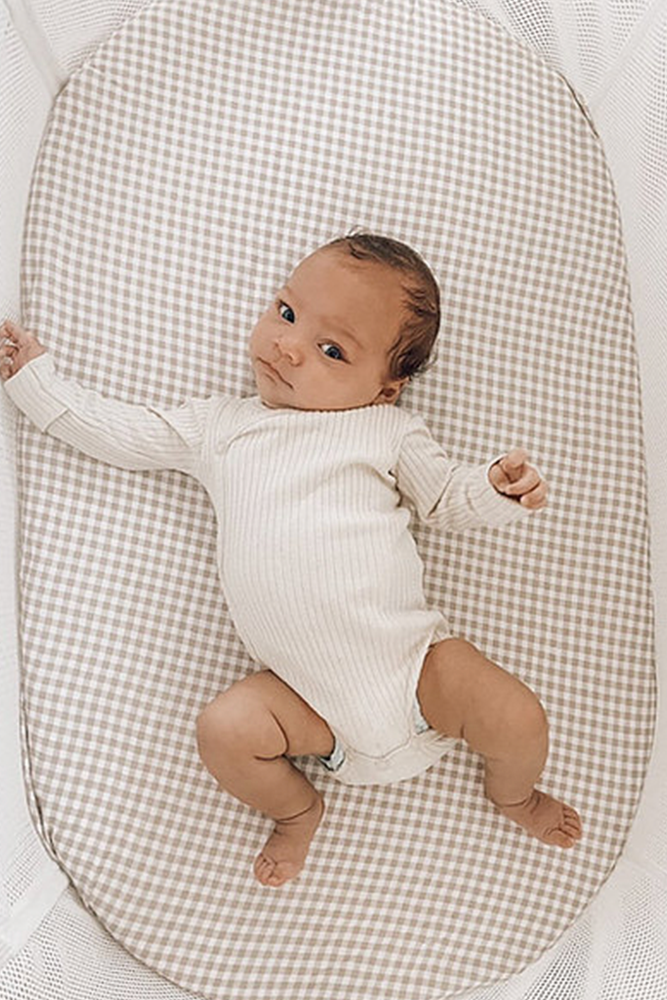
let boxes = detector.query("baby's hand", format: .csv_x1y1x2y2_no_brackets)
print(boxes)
0,320,47,381
488,448,548,510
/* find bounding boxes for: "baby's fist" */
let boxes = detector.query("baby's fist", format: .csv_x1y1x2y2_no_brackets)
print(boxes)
0,320,46,381
489,448,548,510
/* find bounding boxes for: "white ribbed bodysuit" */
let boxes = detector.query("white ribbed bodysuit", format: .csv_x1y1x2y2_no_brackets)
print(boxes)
7,355,528,784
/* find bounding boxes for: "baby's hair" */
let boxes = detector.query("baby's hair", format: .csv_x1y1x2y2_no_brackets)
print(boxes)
325,231,440,380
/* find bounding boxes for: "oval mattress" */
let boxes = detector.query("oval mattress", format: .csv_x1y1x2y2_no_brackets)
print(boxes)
17,1,655,997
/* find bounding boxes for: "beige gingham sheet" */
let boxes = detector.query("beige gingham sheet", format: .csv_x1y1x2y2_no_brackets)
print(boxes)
16,1,655,997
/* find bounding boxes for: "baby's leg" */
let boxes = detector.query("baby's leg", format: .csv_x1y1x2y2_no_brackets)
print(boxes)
417,639,583,848
196,670,335,887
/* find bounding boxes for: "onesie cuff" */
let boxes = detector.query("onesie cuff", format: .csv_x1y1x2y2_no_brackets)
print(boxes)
3,353,70,432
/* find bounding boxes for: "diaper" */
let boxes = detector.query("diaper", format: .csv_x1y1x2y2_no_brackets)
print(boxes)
317,696,459,786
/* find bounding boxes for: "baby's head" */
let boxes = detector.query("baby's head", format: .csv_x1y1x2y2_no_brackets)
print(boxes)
249,232,440,411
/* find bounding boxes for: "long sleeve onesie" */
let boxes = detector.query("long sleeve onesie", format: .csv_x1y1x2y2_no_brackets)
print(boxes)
6,354,529,785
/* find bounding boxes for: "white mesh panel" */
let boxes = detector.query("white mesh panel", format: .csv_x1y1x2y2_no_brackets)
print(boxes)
15,0,154,72
0,0,68,970
593,8,667,877
0,888,200,1000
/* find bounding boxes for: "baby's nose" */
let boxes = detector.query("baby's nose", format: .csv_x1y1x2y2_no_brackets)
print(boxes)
275,331,303,364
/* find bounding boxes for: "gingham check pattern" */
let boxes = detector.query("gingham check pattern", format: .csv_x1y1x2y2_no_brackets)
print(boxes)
16,1,655,998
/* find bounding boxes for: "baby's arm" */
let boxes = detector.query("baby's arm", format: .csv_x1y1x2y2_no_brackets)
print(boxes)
395,414,546,533
1,320,207,476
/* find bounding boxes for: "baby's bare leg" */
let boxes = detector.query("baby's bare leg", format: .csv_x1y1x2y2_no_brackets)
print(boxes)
196,670,335,887
417,639,583,848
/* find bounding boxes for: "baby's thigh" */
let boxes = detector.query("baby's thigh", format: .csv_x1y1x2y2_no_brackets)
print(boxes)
202,670,335,758
416,638,522,740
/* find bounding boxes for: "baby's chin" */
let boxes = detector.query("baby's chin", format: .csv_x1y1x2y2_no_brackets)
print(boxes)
256,391,320,412
254,384,300,410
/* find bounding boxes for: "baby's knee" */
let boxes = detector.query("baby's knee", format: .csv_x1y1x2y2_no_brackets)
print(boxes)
196,682,288,761
197,687,257,755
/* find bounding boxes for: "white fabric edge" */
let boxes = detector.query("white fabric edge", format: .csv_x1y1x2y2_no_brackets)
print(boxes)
2,0,67,95
0,862,69,967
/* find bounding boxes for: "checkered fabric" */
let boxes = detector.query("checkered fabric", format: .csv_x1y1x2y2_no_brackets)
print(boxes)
16,1,655,997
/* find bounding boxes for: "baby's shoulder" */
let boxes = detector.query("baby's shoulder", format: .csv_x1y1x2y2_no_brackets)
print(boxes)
350,403,430,468
377,402,428,439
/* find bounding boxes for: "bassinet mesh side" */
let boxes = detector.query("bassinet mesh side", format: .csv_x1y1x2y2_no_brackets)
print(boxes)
0,0,69,973
0,888,201,1000
9,0,155,73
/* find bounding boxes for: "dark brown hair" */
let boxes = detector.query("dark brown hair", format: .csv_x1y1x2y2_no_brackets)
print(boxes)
325,231,440,380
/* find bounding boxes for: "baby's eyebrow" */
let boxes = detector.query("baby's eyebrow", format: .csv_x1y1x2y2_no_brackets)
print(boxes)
333,325,362,351
319,313,364,351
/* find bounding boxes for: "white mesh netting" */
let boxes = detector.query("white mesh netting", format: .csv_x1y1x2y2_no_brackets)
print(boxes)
1,1,665,998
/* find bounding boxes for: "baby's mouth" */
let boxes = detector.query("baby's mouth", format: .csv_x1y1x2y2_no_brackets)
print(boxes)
258,358,293,388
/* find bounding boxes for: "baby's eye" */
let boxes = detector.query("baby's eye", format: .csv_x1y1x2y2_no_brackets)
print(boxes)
278,301,296,324
319,342,346,362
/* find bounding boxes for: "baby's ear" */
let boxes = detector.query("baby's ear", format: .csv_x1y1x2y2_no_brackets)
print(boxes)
375,378,408,405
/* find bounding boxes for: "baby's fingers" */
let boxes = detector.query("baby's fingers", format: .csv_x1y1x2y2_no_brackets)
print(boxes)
519,480,549,510
500,464,542,497
0,320,46,380
489,450,532,493
2,319,35,347
0,323,15,379
498,448,530,482
489,450,549,510
2,319,21,343
0,345,16,379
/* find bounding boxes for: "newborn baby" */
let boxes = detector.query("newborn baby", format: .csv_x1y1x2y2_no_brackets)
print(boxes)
1,232,582,888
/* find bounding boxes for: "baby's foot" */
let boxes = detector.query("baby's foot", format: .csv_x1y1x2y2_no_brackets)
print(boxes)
494,788,583,849
253,795,325,888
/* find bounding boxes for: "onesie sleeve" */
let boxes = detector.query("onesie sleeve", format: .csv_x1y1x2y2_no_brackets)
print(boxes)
4,353,219,478
394,413,532,533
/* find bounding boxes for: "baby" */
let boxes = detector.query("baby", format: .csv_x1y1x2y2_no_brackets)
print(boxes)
1,233,582,888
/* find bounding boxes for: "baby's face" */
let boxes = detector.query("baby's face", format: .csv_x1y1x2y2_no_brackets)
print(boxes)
249,248,407,411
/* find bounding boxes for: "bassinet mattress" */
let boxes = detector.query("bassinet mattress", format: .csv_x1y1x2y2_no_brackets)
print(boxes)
16,1,655,998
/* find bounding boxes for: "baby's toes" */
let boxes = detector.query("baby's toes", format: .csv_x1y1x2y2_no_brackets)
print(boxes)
253,852,300,888
551,829,576,848
562,806,583,840
253,852,279,886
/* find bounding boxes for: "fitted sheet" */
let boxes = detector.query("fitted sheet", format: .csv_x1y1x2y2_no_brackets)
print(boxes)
16,1,655,998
